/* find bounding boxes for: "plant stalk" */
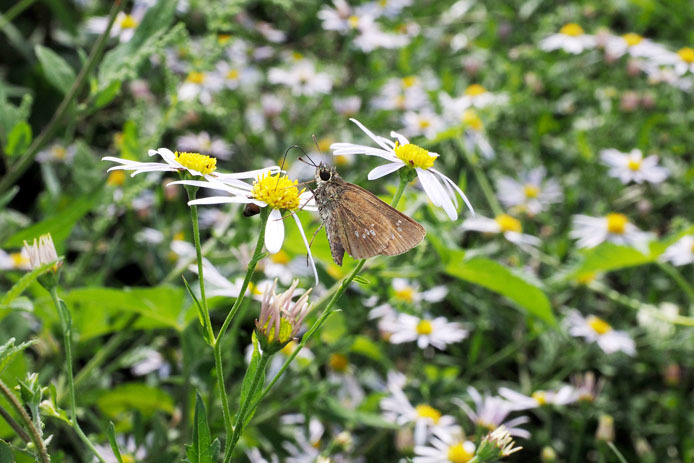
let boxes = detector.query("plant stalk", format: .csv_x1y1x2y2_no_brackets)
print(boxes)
0,378,50,463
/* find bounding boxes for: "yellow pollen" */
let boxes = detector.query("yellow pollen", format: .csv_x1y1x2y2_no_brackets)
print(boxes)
119,14,138,29
53,146,67,159
606,213,628,235
291,51,303,61
107,170,126,186
418,119,431,129
446,442,474,463
627,158,642,171
416,320,433,335
217,33,231,44
122,455,135,463
251,172,303,211
532,391,548,405
348,15,359,28
393,142,436,169
465,84,487,96
174,151,217,175
10,252,28,268
415,404,441,424
380,0,388,6
226,69,240,80
173,231,185,241
495,214,522,233
270,249,290,265
186,71,206,84
335,155,350,166
461,109,483,131
588,315,612,335
395,286,415,302
402,76,418,88
623,33,643,47
523,184,540,198
559,23,584,36
677,47,694,63
329,353,349,372
247,281,263,296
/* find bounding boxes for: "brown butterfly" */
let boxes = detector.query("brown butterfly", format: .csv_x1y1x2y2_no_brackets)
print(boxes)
312,162,426,266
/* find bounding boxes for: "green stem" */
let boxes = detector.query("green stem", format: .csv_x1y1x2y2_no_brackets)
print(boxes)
0,0,37,30
215,207,268,458
0,0,124,194
0,402,32,444
606,442,630,463
454,138,503,216
243,176,410,434
656,262,694,304
186,187,216,344
224,352,271,460
0,378,50,463
49,287,106,463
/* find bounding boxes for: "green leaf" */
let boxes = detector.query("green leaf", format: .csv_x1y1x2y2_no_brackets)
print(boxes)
95,383,174,418
0,338,37,375
350,335,387,365
107,422,124,463
0,261,55,308
324,397,399,429
568,243,656,279
185,393,219,463
445,257,556,325
92,80,122,109
34,45,76,94
182,276,211,345
0,440,14,463
2,189,103,251
0,186,19,210
0,84,32,147
4,121,32,157
239,336,266,428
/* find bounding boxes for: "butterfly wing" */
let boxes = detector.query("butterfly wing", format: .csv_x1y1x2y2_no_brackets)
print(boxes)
333,183,426,261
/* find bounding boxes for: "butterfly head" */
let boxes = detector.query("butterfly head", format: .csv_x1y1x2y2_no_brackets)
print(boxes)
315,162,338,186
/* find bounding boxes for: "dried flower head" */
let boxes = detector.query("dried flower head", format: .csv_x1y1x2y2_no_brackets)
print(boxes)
255,280,312,353
474,426,522,462
23,234,63,289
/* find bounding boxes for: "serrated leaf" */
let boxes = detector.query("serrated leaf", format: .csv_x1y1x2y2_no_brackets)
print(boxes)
185,393,218,463
5,121,32,157
0,338,37,375
445,257,556,326
35,45,76,94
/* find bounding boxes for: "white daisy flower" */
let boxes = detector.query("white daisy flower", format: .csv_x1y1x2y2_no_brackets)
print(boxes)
661,235,694,266
413,427,476,463
246,448,279,463
605,32,669,60
85,2,149,43
599,148,668,184
660,47,694,75
402,109,445,140
318,0,373,33
103,148,222,179
130,348,170,377
496,168,563,215
380,379,459,445
326,353,365,409
178,70,224,105
371,76,430,112
450,84,503,110
268,60,332,97
564,309,636,355
0,248,31,270
571,372,604,403
333,96,362,116
262,250,314,286
454,387,530,438
176,132,232,160
380,313,468,350
570,213,652,251
215,60,262,91
458,109,496,160
281,415,324,463
391,278,448,304
331,118,474,220
172,171,319,283
36,143,77,164
498,385,577,411
363,0,413,18
93,436,146,463
461,214,541,250
190,260,268,301
539,23,596,54
353,21,410,52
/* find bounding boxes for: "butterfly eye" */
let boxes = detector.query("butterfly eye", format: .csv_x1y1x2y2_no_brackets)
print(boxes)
320,170,331,181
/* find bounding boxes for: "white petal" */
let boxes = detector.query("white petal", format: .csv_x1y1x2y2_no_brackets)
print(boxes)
418,169,457,219
188,196,253,206
292,214,319,285
349,118,393,152
367,162,405,180
265,209,285,254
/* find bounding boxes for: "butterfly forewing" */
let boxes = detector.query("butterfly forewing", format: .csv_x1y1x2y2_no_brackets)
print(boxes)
332,183,426,260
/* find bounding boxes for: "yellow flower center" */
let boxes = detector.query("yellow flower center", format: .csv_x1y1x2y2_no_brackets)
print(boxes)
623,33,643,47
606,213,628,235
226,69,240,80
691,242,694,254
217,33,231,44
348,15,359,28
186,71,206,84
122,455,135,463
677,47,694,63
395,286,415,302
415,404,441,424
393,142,436,169
523,184,540,198
174,151,217,175
119,14,138,29
246,281,263,296
281,340,297,356
10,252,27,268
251,172,303,211
461,109,483,131
559,23,584,36
416,320,433,335
53,146,67,159
173,231,185,241
588,315,612,335
465,84,487,96
329,353,349,372
380,0,388,6
532,391,548,405
495,214,522,233
292,51,303,61
623,155,642,171
270,249,290,264
418,119,431,129
446,442,474,463
107,170,126,186
402,76,417,88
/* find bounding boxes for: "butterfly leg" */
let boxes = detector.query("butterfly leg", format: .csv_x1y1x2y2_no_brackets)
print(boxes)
306,223,324,267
